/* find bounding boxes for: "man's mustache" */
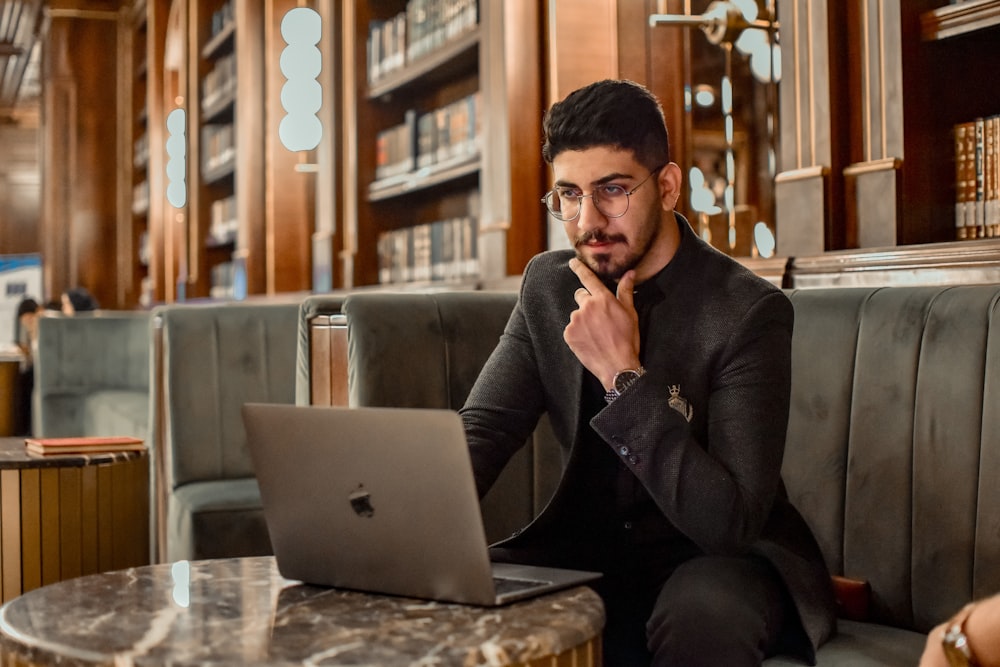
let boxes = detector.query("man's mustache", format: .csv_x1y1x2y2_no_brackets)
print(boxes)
574,231,628,247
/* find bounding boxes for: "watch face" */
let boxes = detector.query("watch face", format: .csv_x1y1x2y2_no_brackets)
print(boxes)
614,370,641,393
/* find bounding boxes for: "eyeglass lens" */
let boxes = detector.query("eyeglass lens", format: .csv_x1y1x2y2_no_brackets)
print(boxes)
546,185,630,221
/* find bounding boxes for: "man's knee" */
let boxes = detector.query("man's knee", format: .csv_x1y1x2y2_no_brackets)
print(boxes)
645,556,786,667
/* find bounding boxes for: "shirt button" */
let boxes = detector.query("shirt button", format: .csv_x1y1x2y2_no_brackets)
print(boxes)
619,445,630,456
624,521,633,530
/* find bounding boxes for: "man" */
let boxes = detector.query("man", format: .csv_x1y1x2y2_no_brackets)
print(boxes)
459,80,836,665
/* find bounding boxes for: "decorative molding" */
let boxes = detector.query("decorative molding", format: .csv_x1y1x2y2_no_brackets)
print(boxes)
775,165,828,183
843,157,901,176
788,239,1000,288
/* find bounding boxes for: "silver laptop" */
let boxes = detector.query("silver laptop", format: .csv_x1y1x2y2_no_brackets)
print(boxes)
242,403,601,606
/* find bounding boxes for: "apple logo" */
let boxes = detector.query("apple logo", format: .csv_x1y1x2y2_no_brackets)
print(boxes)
349,484,374,518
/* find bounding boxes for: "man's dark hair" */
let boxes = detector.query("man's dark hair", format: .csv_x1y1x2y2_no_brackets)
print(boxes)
541,79,670,169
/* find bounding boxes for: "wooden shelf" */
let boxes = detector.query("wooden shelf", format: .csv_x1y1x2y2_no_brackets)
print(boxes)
922,0,1000,40
201,90,235,122
202,21,235,59
367,153,480,202
367,27,480,101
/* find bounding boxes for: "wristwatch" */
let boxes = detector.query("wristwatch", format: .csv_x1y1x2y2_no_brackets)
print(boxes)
604,366,646,403
942,603,980,667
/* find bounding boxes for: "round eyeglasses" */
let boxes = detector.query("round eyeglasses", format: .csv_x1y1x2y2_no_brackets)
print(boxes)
541,165,664,222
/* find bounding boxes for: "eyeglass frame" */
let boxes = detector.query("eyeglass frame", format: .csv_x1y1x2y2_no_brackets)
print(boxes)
540,164,666,222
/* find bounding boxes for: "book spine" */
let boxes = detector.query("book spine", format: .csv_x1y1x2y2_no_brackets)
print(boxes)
975,117,986,239
955,122,968,240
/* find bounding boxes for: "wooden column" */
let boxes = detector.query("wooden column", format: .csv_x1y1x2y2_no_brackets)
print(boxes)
41,1,127,309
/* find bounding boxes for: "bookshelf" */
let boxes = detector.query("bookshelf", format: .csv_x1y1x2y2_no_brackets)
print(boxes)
191,0,244,299
339,0,545,288
775,0,1000,285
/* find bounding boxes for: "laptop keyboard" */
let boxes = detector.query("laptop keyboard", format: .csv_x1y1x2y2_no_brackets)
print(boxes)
492,576,551,596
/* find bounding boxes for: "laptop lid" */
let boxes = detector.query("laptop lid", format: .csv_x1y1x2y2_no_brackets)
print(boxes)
241,403,599,606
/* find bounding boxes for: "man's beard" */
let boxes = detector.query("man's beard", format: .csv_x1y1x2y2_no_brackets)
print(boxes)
574,217,660,283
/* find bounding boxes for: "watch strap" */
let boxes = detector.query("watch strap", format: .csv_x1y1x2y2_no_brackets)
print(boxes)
604,366,646,404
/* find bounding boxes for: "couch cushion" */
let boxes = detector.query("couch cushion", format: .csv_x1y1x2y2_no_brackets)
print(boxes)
157,302,300,489
82,390,149,439
782,285,1000,633
763,620,924,666
167,478,271,562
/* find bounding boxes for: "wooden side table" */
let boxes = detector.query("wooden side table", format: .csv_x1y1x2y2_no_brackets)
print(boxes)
0,556,605,666
0,438,149,602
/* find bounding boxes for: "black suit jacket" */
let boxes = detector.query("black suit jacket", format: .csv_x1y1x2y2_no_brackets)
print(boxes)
461,215,836,658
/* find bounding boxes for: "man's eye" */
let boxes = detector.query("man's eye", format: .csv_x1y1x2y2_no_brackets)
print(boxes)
600,184,628,197
557,189,582,199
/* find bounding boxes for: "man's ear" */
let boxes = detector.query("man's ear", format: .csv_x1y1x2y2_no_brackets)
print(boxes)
658,162,683,210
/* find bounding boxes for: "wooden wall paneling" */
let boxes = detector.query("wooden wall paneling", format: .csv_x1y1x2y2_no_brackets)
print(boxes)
235,0,266,296
545,0,618,102
145,0,169,306
42,5,124,309
161,0,186,303
313,0,341,292
843,0,905,249
775,0,837,257
0,123,41,257
184,0,204,298
478,0,545,279
264,0,314,295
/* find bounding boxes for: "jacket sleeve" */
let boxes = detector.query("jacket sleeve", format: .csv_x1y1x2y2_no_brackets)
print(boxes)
590,289,793,555
459,261,548,497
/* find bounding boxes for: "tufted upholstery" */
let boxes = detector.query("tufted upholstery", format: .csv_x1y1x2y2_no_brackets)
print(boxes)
332,284,1000,666
33,311,151,439
766,284,1000,665
151,301,301,563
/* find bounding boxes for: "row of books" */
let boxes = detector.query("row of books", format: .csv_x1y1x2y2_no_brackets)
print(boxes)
374,92,481,184
367,0,478,85
132,180,149,216
377,216,479,285
210,260,237,300
202,123,236,175
954,116,1000,240
209,0,235,41
209,194,237,245
133,131,148,168
202,52,236,113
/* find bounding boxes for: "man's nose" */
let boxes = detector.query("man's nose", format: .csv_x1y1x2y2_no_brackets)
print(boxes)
575,195,607,233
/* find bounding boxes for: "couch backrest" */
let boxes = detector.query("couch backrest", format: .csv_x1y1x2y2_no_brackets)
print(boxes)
34,311,151,437
782,285,1000,632
151,302,301,491
341,291,562,544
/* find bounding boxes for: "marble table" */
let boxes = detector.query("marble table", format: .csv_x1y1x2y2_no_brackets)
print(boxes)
0,556,605,666
0,437,149,603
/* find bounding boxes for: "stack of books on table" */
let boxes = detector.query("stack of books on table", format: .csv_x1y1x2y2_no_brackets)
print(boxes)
24,436,146,456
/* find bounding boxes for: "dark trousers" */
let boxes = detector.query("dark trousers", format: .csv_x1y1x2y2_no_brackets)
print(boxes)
491,543,797,667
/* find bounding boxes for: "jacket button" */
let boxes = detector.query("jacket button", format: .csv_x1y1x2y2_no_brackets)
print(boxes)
619,445,630,456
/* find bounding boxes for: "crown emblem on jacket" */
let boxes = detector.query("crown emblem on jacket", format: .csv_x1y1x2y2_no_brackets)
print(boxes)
668,384,694,422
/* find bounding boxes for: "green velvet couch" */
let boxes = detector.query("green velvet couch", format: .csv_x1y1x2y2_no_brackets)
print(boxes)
332,284,1000,667
150,300,302,563
32,311,152,439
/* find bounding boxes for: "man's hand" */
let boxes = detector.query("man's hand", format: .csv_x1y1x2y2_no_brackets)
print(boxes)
563,258,642,390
